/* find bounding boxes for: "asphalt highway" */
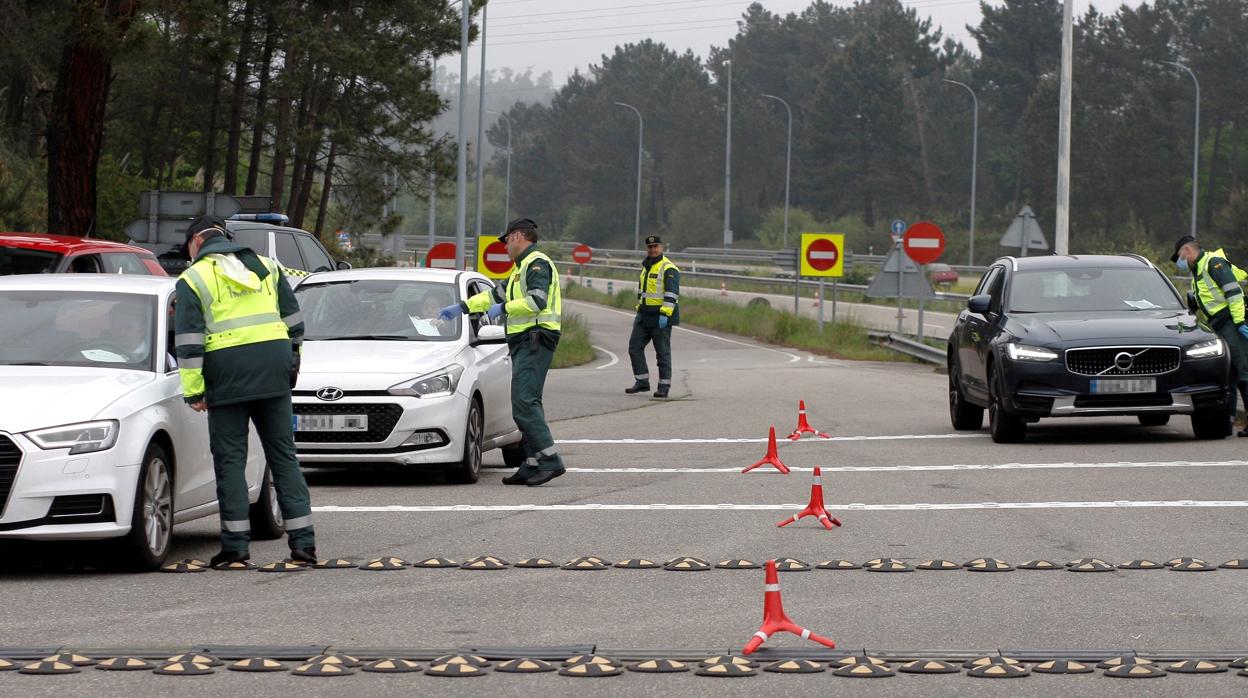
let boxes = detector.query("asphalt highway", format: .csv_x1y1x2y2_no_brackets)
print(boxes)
3,297,1247,696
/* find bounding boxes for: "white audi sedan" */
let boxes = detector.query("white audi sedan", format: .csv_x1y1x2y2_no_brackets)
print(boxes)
0,275,280,570
292,268,523,482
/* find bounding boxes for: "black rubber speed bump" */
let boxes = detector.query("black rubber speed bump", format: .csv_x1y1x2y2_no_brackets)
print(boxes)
583,556,609,565
561,556,609,571
1018,560,1061,570
258,561,307,573
817,560,859,570
1220,560,1248,569
95,657,155,671
628,659,689,673
154,661,214,675
227,658,286,672
833,663,894,678
0,658,17,670
898,660,960,674
701,655,759,668
764,659,825,674
359,557,408,570
496,658,557,673
1120,559,1164,570
696,662,756,677
291,662,353,677
413,557,458,568
311,558,355,569
615,559,661,569
715,559,759,570
1231,657,1248,668
1068,559,1116,572
965,558,1013,572
864,559,912,572
1104,663,1165,678
967,663,1029,678
514,558,558,568
460,558,507,570
20,660,80,675
917,560,960,570
664,556,711,571
560,662,622,677
160,561,206,573
167,653,222,666
1097,656,1152,669
833,656,887,668
564,654,617,667
362,659,422,673
1165,557,1203,566
212,560,256,571
1170,558,1216,571
1166,660,1225,673
1066,557,1113,568
43,653,95,666
424,662,485,676
1034,659,1093,674
963,656,1020,669
305,654,362,668
775,557,811,571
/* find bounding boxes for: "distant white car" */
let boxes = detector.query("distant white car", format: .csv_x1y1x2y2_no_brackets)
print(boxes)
0,275,280,569
292,268,524,482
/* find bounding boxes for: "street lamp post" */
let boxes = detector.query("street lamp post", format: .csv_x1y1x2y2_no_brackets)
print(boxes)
943,79,978,267
1054,0,1073,255
615,101,643,251
1166,60,1200,239
428,58,437,252
473,4,487,241
454,0,470,269
722,58,732,248
760,94,792,251
487,110,512,226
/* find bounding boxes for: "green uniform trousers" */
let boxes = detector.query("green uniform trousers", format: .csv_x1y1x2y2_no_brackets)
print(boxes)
206,395,315,552
628,314,672,389
509,338,563,478
1213,321,1248,418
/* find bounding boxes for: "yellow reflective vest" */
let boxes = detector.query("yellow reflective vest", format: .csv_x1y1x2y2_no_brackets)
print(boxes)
466,247,561,336
636,256,679,317
1194,248,1246,326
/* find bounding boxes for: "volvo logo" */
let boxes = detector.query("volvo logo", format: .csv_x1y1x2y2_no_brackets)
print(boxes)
316,387,344,402
1114,352,1134,371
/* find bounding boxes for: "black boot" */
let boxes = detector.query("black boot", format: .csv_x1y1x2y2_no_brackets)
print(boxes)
625,381,650,394
288,548,318,565
209,549,251,569
653,387,669,398
502,472,529,485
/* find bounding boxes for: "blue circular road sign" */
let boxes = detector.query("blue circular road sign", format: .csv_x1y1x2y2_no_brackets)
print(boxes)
890,219,906,235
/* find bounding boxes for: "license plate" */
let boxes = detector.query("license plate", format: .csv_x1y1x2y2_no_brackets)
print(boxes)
294,414,369,432
1090,378,1156,394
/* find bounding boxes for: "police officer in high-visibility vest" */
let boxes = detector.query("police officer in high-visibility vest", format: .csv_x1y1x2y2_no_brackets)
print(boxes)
438,218,566,486
175,215,318,568
1173,234,1248,435
625,235,680,398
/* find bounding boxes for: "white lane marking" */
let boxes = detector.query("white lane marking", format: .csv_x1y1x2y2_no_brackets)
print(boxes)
591,345,619,370
566,299,803,363
562,460,1248,474
556,434,988,444
314,500,1248,513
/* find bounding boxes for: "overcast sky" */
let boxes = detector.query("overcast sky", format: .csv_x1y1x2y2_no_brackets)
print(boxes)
474,0,1104,84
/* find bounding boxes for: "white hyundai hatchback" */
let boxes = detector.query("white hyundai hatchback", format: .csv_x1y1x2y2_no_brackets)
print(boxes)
0,275,280,569
292,268,524,482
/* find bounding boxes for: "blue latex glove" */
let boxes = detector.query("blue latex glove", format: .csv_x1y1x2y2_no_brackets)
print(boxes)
486,302,504,321
658,314,669,329
1239,324,1248,342
437,304,461,321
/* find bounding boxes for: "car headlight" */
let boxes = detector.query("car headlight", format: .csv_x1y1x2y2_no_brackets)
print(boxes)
1186,338,1225,359
387,364,465,398
1005,343,1058,362
25,420,119,454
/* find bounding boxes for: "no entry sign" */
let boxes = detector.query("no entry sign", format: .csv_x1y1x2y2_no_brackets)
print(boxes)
799,233,845,277
425,242,457,269
477,236,514,279
571,243,592,265
903,222,945,265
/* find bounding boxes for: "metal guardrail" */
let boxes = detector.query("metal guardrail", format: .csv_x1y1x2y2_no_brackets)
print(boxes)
867,331,946,365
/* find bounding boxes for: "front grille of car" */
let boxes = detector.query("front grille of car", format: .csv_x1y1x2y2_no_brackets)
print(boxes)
48,494,111,518
1066,346,1180,376
293,403,403,444
0,435,19,518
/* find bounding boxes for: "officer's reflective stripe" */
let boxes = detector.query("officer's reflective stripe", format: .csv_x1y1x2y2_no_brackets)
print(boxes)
283,311,303,328
661,302,676,310
658,379,671,386
526,458,539,467
524,297,540,313
1223,281,1242,293
183,267,217,324
635,373,649,380
538,446,559,457
221,519,250,532
284,515,313,530
175,333,205,347
664,292,679,299
537,311,559,323
641,292,664,300
179,356,204,369
208,311,283,333
530,288,548,301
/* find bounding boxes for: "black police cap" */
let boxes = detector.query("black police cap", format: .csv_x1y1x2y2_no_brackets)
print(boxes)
499,217,538,242
645,235,663,246
1170,234,1197,262
186,214,228,246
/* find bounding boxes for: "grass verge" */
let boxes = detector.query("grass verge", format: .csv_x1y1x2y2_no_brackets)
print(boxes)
551,312,596,368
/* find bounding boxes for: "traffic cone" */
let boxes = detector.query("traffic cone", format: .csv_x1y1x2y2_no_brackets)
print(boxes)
742,427,790,474
777,467,841,530
788,400,830,440
742,559,837,655
720,280,728,296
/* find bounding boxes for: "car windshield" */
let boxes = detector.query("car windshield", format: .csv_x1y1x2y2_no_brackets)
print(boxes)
0,291,155,370
0,246,62,275
1007,268,1183,313
296,279,461,341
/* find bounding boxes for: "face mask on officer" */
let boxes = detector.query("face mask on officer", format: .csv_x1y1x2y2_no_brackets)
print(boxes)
1176,257,1190,273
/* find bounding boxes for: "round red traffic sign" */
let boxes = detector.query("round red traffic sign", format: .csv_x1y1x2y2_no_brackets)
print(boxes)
805,237,840,272
425,242,457,269
481,240,513,275
571,243,592,265
903,221,945,265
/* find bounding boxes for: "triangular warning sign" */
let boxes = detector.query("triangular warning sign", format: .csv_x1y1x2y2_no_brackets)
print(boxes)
866,246,936,299
999,205,1049,252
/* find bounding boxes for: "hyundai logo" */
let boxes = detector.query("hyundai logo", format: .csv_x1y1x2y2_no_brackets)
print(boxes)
316,387,345,401
1114,352,1134,371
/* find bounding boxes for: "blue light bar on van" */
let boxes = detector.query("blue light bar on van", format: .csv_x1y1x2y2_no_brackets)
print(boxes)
228,213,290,224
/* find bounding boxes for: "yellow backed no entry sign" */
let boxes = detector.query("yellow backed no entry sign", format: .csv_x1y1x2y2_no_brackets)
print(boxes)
477,236,515,279
799,233,844,277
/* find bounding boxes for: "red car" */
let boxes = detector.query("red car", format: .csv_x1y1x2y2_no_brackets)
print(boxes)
928,262,959,287
0,233,166,276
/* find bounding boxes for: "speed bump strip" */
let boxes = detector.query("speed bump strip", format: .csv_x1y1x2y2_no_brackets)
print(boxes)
496,658,557,673
0,658,17,671
514,558,558,568
615,559,661,569
715,559,759,569
833,656,887,667
460,558,507,570
695,663,755,677
227,658,286,672
362,659,422,673
561,558,609,570
1165,557,1203,566
1017,560,1061,570
1104,663,1166,678
1167,660,1225,673
20,660,79,675
1067,557,1113,568
775,557,811,571
95,657,155,671
359,557,408,570
1220,560,1248,569
1231,657,1248,668
425,662,485,676
160,561,205,573
832,663,893,677
154,661,214,675
1120,560,1164,570
664,557,711,571
865,560,912,572
963,656,1020,668
305,654,362,667
764,659,825,673
628,659,689,673
167,653,222,666
965,558,1013,572
898,660,960,674
258,562,307,573
312,559,356,569
413,558,458,568
817,560,859,570
564,654,618,667
464,555,510,566
433,654,490,667
917,560,960,570
1097,656,1152,669
702,655,758,667
43,653,95,666
179,558,208,567
1033,659,1092,674
560,662,621,677
1068,560,1116,572
1170,559,1217,571
865,557,904,566
292,662,353,676
967,663,1029,678
212,560,256,571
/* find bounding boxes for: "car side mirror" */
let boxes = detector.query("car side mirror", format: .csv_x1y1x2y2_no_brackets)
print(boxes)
471,324,506,346
968,294,992,314
336,260,352,270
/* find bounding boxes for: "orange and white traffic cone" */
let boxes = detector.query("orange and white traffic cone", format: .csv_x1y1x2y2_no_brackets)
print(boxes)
720,280,728,296
742,427,790,474
742,559,837,655
777,467,841,530
788,400,830,440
